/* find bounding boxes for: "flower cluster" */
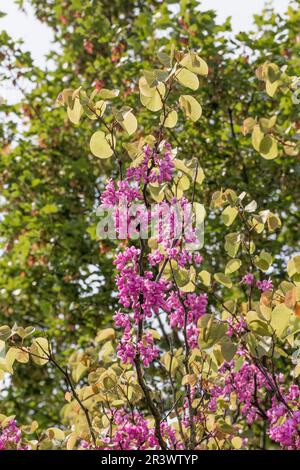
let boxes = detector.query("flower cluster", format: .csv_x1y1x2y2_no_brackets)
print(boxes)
114,248,169,322
0,420,28,451
100,179,142,208
242,273,273,292
113,247,169,365
166,291,208,348
102,410,179,450
126,143,175,184
209,355,300,449
256,279,273,292
267,385,300,449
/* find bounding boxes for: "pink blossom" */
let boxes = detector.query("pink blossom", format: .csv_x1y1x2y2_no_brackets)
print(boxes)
0,419,29,450
256,279,273,292
242,272,254,286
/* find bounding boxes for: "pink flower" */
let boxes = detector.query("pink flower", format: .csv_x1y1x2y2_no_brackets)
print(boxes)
242,272,254,286
0,419,29,450
256,279,273,292
126,143,175,184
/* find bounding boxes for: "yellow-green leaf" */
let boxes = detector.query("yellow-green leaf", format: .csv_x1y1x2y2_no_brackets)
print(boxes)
225,259,242,275
252,125,264,152
90,131,114,159
232,436,243,449
98,89,119,99
198,270,211,287
179,95,202,122
31,338,50,366
287,256,300,279
67,99,82,125
0,325,11,341
270,304,292,338
221,206,238,227
95,328,115,343
259,135,278,160
179,52,208,76
47,427,65,441
175,68,199,90
161,110,178,128
120,111,137,136
214,273,232,288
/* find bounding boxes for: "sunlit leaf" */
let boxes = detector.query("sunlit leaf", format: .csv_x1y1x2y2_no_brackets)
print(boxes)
98,89,119,99
90,131,114,159
161,110,178,128
179,95,202,122
175,68,199,90
225,259,241,275
179,52,208,76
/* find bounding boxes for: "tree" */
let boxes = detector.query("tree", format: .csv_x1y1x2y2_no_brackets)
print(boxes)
0,0,299,450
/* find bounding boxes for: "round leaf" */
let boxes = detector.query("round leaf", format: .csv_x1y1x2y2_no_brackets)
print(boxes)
120,111,137,136
225,259,242,275
162,110,178,128
175,68,199,90
179,52,208,76
179,95,202,122
90,131,114,159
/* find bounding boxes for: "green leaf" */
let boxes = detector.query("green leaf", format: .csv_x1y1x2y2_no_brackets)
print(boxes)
259,135,278,160
0,325,11,342
143,69,168,86
266,63,281,83
175,68,199,90
199,315,228,350
251,125,264,152
254,251,272,272
179,95,202,122
98,89,119,99
95,328,115,343
246,311,273,336
41,204,58,215
179,52,208,76
214,273,232,288
90,131,114,159
198,270,211,287
221,206,238,226
157,51,171,68
225,259,241,275
31,338,50,366
270,304,292,338
161,110,178,128
67,98,83,125
221,341,237,361
234,356,244,372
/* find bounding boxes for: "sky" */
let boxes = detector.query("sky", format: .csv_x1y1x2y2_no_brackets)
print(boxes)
0,0,289,102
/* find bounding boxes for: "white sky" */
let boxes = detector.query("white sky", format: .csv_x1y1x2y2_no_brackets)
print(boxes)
0,0,288,66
